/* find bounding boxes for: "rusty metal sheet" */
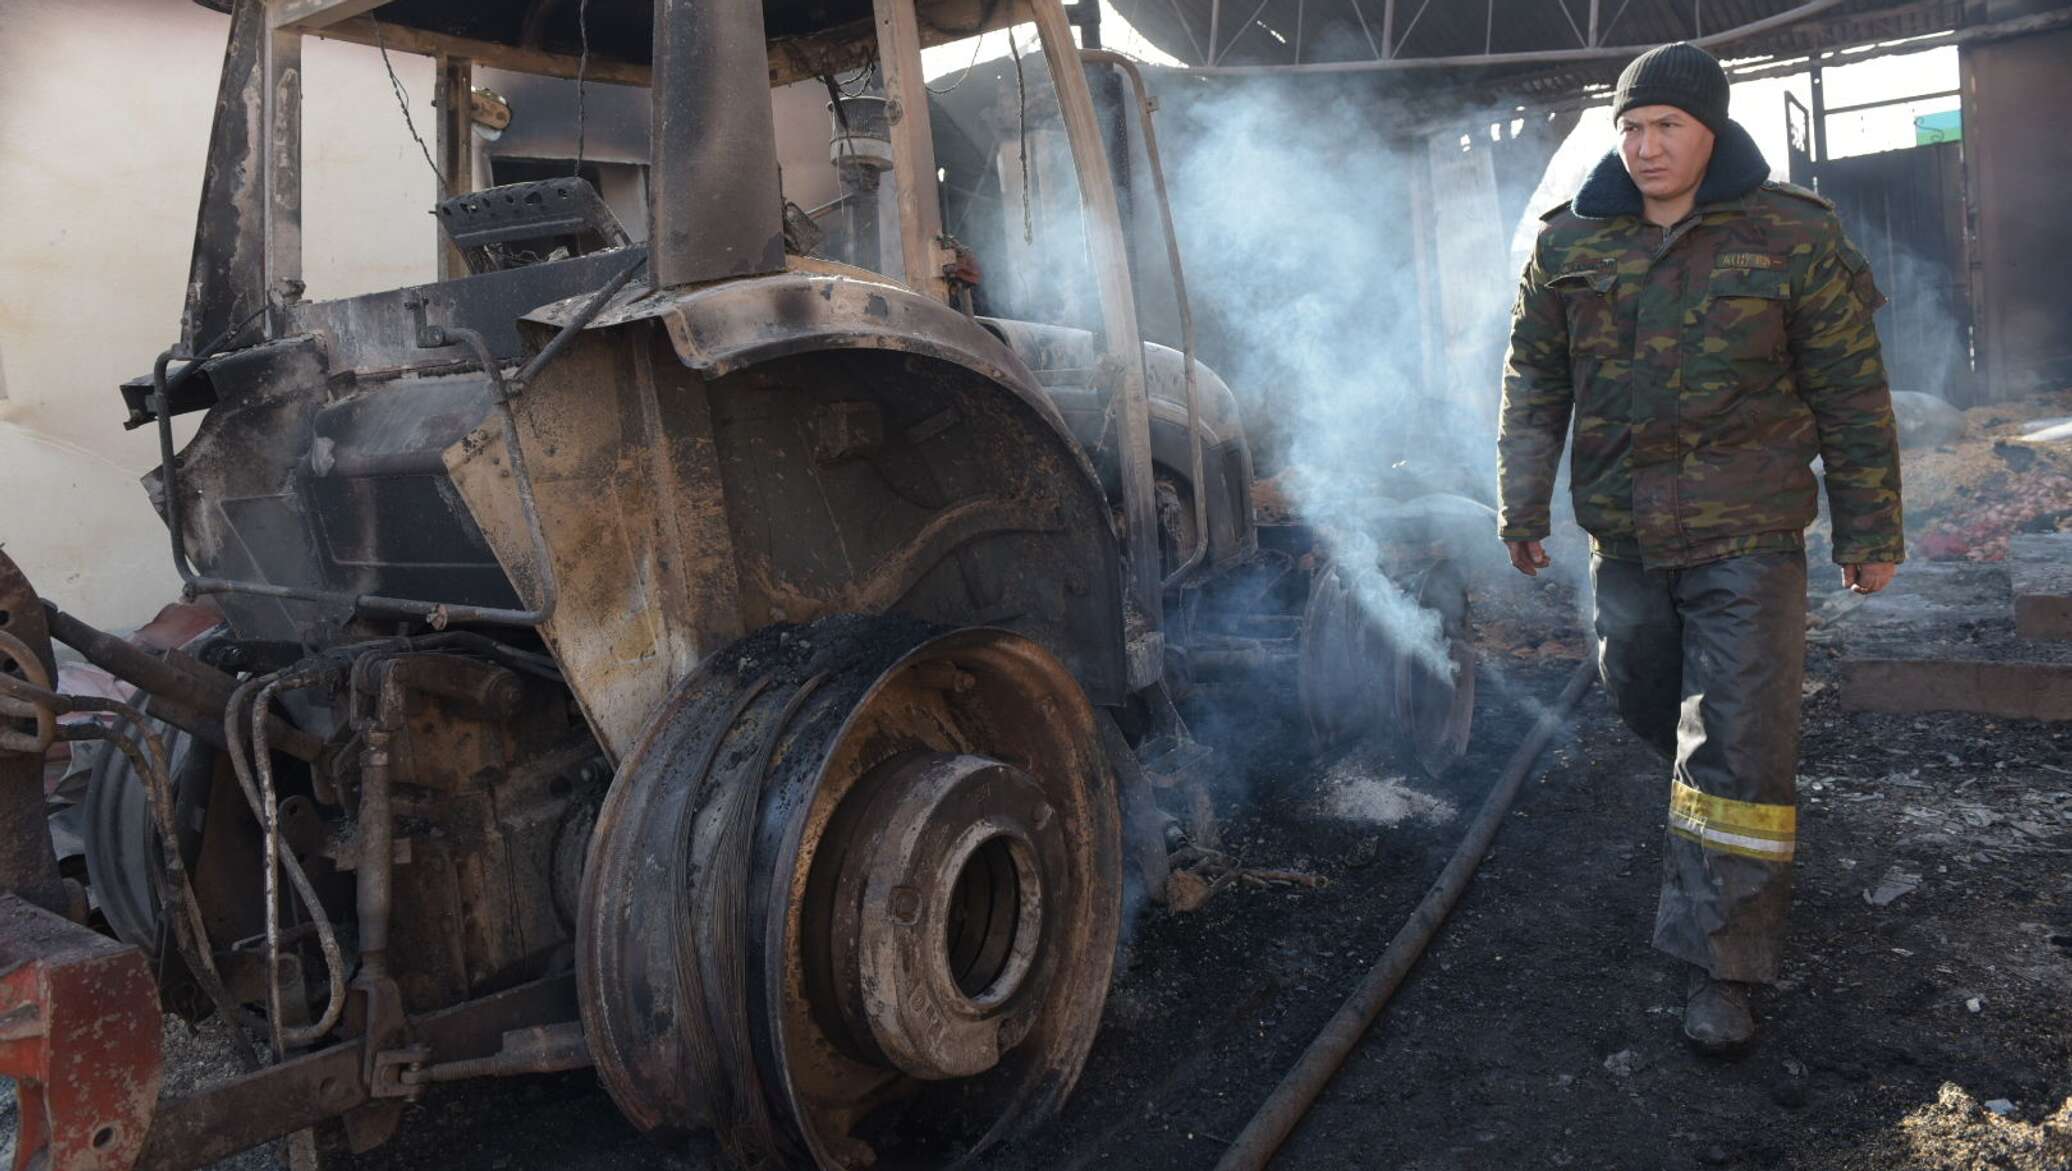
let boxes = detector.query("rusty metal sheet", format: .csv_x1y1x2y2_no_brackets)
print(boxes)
0,894,164,1171
455,265,1128,757
446,329,729,759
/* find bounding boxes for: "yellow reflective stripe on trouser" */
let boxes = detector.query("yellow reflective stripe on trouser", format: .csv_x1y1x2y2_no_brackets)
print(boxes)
1668,780,1796,862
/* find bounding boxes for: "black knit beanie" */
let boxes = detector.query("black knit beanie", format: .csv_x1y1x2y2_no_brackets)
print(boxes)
1614,42,1731,134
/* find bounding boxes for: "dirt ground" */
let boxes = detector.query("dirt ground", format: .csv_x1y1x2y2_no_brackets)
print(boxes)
6,563,2069,1171
990,646,2072,1171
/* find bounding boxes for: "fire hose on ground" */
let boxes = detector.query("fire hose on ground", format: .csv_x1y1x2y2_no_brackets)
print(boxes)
1212,659,1599,1171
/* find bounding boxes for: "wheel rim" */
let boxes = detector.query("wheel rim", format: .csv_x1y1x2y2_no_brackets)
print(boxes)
1297,561,1397,749
1393,560,1476,779
578,616,1120,1169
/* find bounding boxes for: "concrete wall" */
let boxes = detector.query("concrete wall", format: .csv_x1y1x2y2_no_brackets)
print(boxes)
0,0,440,629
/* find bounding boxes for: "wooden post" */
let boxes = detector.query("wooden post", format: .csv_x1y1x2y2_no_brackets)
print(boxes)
870,0,949,300
435,54,475,279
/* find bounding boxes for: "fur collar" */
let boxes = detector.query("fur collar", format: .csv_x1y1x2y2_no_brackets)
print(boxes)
1571,119,1771,220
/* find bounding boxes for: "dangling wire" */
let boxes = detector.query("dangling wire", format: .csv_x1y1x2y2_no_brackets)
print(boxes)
925,30,990,96
371,17,445,188
572,0,592,177
836,63,876,99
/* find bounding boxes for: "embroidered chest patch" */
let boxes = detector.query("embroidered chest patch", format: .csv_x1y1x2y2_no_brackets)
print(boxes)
1716,252,1780,271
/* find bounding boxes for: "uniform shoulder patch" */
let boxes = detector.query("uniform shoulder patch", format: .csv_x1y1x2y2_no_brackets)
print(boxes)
1762,180,1834,211
1538,199,1574,223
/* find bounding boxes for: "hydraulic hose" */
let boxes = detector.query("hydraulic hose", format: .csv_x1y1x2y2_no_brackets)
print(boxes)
1213,659,1598,1171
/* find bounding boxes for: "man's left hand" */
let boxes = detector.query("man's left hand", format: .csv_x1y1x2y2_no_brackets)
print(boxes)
1842,563,1897,595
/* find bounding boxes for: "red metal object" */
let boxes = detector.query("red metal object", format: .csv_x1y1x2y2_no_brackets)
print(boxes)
0,893,163,1171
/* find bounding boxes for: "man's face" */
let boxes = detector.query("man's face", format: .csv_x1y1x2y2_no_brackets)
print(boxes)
1618,104,1716,203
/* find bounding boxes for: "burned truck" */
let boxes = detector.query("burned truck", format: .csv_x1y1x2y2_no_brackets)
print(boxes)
0,2,1474,1168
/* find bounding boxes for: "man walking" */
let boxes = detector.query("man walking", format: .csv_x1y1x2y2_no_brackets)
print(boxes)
1496,42,1904,1054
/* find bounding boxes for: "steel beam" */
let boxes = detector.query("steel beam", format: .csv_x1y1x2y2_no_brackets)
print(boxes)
1191,0,1848,72
1029,0,1163,671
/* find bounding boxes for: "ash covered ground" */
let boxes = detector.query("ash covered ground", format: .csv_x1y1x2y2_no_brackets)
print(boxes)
7,550,2068,1171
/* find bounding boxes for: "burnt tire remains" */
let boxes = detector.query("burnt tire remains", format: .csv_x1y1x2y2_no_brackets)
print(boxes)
577,614,1122,1169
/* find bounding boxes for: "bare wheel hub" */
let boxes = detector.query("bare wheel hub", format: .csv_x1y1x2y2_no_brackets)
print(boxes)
823,752,1059,1080
579,616,1122,1168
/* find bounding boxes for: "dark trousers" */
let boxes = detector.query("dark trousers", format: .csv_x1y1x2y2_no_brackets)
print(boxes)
1590,550,1807,984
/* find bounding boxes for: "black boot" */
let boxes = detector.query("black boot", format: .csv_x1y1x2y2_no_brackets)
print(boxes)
1683,965,1756,1056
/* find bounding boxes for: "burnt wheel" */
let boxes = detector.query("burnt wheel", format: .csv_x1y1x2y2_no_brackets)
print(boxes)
577,615,1121,1169
1298,558,1475,778
1393,559,1476,779
1296,560,1394,750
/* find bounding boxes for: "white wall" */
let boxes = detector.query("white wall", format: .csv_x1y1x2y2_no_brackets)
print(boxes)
0,0,437,629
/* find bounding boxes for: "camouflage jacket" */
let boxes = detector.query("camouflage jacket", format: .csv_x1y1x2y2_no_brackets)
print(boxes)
1496,141,1905,570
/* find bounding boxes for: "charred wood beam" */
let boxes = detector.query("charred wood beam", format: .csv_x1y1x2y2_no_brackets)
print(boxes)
873,0,951,298
272,0,393,31
304,0,1025,89
310,16,652,85
435,55,475,281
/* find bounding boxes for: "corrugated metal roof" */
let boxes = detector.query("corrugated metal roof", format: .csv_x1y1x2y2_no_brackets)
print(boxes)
1110,0,1961,75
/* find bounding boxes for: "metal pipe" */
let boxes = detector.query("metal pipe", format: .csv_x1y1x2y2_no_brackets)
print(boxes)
1189,0,1847,73
1822,88,1959,118
251,669,334,1054
42,604,322,761
0,676,262,1070
1212,660,1597,1170
1031,1,1164,665
357,726,395,977
648,0,785,287
222,670,350,1046
1081,51,1211,593
401,1023,592,1084
510,250,647,392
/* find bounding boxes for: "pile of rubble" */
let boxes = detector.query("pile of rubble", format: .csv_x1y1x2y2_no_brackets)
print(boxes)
1891,389,2072,562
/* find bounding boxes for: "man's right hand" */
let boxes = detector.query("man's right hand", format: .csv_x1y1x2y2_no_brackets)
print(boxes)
1506,539,1552,577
